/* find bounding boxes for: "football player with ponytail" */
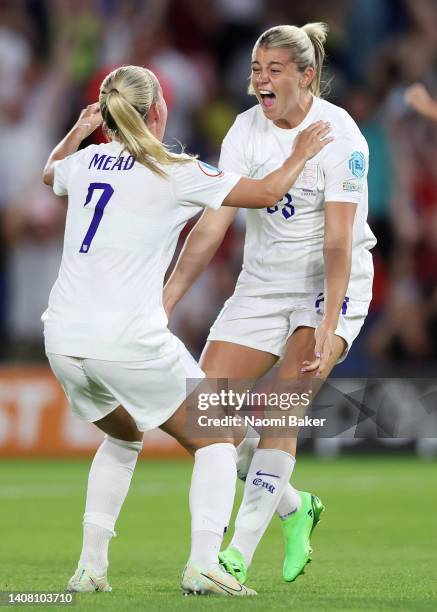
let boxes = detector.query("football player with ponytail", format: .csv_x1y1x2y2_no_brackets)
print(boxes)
165,23,376,584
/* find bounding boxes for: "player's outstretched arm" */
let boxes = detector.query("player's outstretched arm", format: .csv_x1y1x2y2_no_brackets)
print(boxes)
43,102,102,186
404,84,437,122
164,206,237,317
223,121,332,209
302,201,356,377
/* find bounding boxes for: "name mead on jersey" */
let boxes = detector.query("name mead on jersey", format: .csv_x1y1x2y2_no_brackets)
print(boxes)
89,153,135,171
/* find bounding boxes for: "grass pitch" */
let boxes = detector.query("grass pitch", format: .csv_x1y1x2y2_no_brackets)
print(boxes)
0,456,436,611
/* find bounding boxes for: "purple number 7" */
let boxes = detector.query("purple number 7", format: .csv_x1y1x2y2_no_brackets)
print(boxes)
79,182,114,253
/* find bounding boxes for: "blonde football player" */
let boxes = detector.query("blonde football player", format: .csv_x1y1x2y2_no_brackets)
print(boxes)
164,23,376,583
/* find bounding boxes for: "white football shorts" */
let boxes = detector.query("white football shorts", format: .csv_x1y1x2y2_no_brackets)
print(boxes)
47,336,204,432
208,291,371,363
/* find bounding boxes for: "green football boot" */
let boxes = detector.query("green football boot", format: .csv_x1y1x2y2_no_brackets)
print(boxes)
282,491,325,582
218,548,248,585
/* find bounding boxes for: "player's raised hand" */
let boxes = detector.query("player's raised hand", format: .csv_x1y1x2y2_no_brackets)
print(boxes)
301,320,335,378
293,121,333,161
404,83,433,115
43,102,103,186
73,102,103,139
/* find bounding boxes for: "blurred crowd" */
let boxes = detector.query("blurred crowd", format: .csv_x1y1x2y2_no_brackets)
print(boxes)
1,0,436,376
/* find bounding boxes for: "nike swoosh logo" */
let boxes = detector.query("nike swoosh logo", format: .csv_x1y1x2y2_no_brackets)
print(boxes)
255,470,280,478
200,573,244,595
88,576,99,591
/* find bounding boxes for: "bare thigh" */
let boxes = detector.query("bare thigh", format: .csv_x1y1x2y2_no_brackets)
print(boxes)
160,340,276,456
94,395,231,456
93,405,143,442
200,340,278,378
199,340,279,444
259,326,346,455
159,391,233,456
93,394,231,456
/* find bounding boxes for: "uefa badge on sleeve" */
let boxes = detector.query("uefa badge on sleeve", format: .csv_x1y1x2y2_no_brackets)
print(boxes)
348,151,366,179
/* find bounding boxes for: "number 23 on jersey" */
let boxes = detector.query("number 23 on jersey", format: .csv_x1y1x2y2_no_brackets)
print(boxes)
267,193,295,219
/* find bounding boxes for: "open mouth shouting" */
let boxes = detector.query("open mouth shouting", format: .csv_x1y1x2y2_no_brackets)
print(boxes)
259,89,276,111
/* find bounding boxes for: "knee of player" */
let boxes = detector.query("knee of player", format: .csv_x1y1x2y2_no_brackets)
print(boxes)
272,377,312,398
189,437,236,455
106,435,143,453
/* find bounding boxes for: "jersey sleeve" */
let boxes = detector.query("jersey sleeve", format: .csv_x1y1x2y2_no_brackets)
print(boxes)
52,147,94,196
53,145,96,195
322,136,369,204
52,155,76,196
171,160,241,210
219,117,251,176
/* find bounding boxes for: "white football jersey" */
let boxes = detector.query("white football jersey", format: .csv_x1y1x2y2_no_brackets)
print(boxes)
219,97,376,300
42,141,240,360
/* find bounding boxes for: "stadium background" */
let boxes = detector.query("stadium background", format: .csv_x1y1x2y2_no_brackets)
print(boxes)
1,0,436,458
1,1,436,608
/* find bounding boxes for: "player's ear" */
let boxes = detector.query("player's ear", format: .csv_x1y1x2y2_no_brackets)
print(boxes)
146,101,160,128
300,66,315,89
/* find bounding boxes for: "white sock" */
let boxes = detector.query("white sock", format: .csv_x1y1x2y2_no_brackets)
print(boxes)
236,427,301,519
79,523,113,576
276,483,301,519
78,435,142,574
188,443,237,568
236,426,259,481
230,448,296,566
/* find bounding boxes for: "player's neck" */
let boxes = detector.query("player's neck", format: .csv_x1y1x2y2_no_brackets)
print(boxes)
273,92,313,130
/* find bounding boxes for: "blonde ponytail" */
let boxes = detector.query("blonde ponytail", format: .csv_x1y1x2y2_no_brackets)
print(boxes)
301,23,328,97
252,22,329,97
100,66,194,178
